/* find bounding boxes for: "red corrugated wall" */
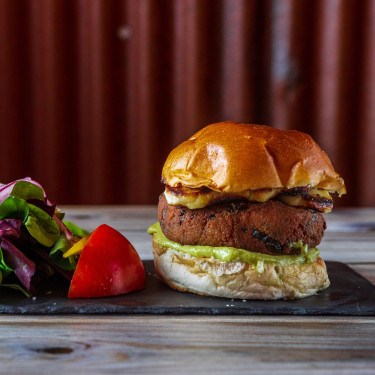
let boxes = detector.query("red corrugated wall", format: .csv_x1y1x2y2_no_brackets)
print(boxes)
0,0,374,206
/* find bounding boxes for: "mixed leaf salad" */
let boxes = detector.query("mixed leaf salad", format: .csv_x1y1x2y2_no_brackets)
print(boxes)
0,178,146,299
0,178,89,297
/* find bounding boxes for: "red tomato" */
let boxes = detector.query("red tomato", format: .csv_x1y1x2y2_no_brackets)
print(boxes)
68,224,146,298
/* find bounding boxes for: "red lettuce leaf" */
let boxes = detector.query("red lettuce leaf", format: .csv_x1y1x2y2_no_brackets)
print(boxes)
1,238,36,291
0,219,22,240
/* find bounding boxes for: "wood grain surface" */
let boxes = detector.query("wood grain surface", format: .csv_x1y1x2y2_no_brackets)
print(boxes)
62,206,375,265
1,206,375,374
0,316,374,374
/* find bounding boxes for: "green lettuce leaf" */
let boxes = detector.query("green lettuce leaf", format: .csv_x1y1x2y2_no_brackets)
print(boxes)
49,234,77,271
25,204,60,247
0,196,29,221
0,246,13,279
55,211,65,220
1,282,30,297
63,220,90,237
11,181,44,201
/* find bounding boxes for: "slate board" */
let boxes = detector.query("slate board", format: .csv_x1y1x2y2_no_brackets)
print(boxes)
0,261,374,315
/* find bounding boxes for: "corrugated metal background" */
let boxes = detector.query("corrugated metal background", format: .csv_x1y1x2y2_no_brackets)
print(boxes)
0,0,374,206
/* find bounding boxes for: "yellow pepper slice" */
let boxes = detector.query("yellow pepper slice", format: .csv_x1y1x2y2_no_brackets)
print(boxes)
63,235,91,258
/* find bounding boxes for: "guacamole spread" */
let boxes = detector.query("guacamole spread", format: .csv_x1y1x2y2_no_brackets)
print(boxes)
147,222,319,267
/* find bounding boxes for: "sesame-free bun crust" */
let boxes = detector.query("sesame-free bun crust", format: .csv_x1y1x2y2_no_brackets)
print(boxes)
152,236,330,300
162,122,346,195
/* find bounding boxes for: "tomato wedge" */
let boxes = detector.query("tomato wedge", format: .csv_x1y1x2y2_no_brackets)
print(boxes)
68,224,146,298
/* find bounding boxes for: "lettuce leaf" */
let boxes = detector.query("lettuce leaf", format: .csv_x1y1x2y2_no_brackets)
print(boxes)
54,215,73,241
48,221,90,272
0,178,47,205
63,220,90,237
49,234,77,271
0,196,29,221
11,181,45,201
0,283,30,297
1,238,35,290
0,218,22,240
0,246,12,279
0,220,25,286
25,204,60,247
26,199,55,217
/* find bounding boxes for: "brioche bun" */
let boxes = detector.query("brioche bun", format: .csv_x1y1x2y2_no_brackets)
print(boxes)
162,121,346,195
152,237,330,300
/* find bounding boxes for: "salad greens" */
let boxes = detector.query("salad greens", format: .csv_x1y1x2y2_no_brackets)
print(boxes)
0,246,13,279
11,181,45,201
64,220,90,237
0,196,29,221
49,234,77,271
25,204,60,247
0,178,89,296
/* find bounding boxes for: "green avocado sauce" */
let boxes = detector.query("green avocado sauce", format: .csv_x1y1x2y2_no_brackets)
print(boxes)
147,222,320,267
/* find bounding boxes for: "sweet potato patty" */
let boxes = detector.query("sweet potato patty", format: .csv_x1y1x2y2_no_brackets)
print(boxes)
158,193,326,256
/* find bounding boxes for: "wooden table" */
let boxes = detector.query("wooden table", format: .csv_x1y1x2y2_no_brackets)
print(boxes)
1,206,375,374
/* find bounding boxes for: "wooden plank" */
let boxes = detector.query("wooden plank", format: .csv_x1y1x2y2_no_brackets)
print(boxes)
61,206,375,233
320,233,375,263
350,264,375,285
62,205,158,232
0,316,374,374
61,206,375,264
61,206,375,231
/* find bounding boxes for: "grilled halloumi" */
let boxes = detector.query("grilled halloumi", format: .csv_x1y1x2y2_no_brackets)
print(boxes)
164,186,333,213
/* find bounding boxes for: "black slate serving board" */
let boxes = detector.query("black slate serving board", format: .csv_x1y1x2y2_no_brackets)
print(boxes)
0,261,374,315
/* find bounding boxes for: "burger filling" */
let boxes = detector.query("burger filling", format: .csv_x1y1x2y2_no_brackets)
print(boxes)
165,185,333,213
157,193,326,257
148,222,320,269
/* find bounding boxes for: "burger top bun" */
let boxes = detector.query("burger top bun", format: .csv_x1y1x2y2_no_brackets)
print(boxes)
162,122,346,195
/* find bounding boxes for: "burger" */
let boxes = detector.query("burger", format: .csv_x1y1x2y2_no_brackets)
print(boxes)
148,122,346,299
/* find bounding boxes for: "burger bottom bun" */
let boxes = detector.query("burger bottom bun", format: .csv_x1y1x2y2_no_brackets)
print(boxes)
152,237,330,300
